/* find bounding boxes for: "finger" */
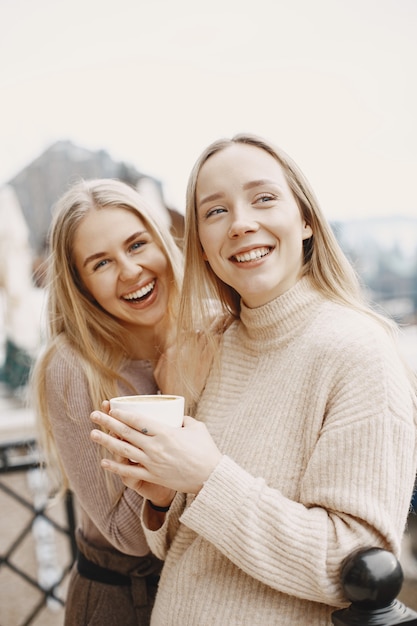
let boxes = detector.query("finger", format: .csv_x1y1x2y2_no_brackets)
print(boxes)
101,457,150,483
91,410,124,431
108,408,178,437
113,452,130,464
91,410,151,442
90,429,144,464
91,408,158,437
101,399,111,412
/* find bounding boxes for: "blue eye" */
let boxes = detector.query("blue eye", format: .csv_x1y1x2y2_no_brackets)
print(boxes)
93,259,109,271
206,207,226,218
257,194,275,203
130,241,145,251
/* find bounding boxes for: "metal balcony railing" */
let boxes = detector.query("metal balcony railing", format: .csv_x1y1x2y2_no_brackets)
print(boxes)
332,547,417,625
0,438,76,626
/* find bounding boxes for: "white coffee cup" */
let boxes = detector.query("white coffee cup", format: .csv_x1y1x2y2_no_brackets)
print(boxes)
109,394,184,428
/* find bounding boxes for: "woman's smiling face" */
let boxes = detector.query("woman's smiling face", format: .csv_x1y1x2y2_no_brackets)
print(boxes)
196,143,313,308
73,207,170,330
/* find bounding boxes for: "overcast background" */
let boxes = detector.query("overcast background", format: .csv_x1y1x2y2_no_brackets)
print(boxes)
1,0,416,219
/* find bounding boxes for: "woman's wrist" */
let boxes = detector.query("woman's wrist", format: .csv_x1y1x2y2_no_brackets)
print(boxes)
146,490,176,514
144,497,173,531
148,500,171,513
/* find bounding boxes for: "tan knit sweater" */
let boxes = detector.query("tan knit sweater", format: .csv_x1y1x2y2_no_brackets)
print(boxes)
144,277,417,626
45,342,156,554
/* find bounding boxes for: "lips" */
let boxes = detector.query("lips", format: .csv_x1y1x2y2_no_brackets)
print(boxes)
122,279,156,301
231,246,272,263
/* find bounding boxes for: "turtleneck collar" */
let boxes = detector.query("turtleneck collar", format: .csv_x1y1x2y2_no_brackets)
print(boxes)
237,276,324,348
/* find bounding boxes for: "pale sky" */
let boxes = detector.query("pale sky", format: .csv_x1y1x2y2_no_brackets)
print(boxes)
0,0,416,220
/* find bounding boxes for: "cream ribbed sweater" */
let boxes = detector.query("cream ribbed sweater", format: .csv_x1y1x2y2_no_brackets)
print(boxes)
46,342,156,554
144,277,417,626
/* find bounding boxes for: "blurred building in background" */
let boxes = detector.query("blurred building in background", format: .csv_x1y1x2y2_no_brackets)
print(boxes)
333,217,417,372
333,216,417,326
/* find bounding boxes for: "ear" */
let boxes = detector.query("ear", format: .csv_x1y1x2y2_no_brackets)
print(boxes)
302,222,313,240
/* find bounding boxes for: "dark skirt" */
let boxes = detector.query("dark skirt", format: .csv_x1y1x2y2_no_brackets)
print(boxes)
64,530,162,626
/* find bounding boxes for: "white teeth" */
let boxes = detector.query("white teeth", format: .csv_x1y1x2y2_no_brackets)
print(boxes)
123,280,155,300
234,247,270,263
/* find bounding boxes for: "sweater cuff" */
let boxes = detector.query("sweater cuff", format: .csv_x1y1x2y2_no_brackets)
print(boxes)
181,455,258,537
141,491,184,560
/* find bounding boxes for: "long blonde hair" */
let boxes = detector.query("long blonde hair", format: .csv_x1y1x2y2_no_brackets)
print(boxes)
31,178,183,490
178,133,413,405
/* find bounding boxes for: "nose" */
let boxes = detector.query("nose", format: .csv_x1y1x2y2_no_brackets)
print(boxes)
119,256,143,281
228,209,259,239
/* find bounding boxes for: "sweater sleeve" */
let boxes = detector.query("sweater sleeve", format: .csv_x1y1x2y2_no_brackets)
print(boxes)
180,332,417,606
44,346,150,556
141,491,187,560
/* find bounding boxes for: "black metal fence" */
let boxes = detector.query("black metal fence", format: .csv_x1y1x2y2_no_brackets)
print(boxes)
0,438,76,626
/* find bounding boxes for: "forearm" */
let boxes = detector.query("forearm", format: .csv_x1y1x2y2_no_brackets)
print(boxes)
46,360,148,554
181,422,415,607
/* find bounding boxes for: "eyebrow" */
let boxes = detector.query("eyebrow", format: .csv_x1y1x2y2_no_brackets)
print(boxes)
198,191,223,207
82,230,148,268
243,179,277,190
198,179,279,207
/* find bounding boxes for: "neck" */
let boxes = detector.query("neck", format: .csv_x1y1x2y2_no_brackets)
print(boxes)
125,318,173,364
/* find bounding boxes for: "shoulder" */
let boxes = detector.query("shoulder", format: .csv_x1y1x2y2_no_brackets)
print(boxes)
309,302,413,395
311,301,395,355
46,337,87,388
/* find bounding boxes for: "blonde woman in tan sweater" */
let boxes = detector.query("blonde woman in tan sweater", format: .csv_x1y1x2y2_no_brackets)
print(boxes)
31,178,183,625
91,136,417,625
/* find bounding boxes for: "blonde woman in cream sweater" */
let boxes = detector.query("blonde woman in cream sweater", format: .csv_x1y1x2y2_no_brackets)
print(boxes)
91,135,417,625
